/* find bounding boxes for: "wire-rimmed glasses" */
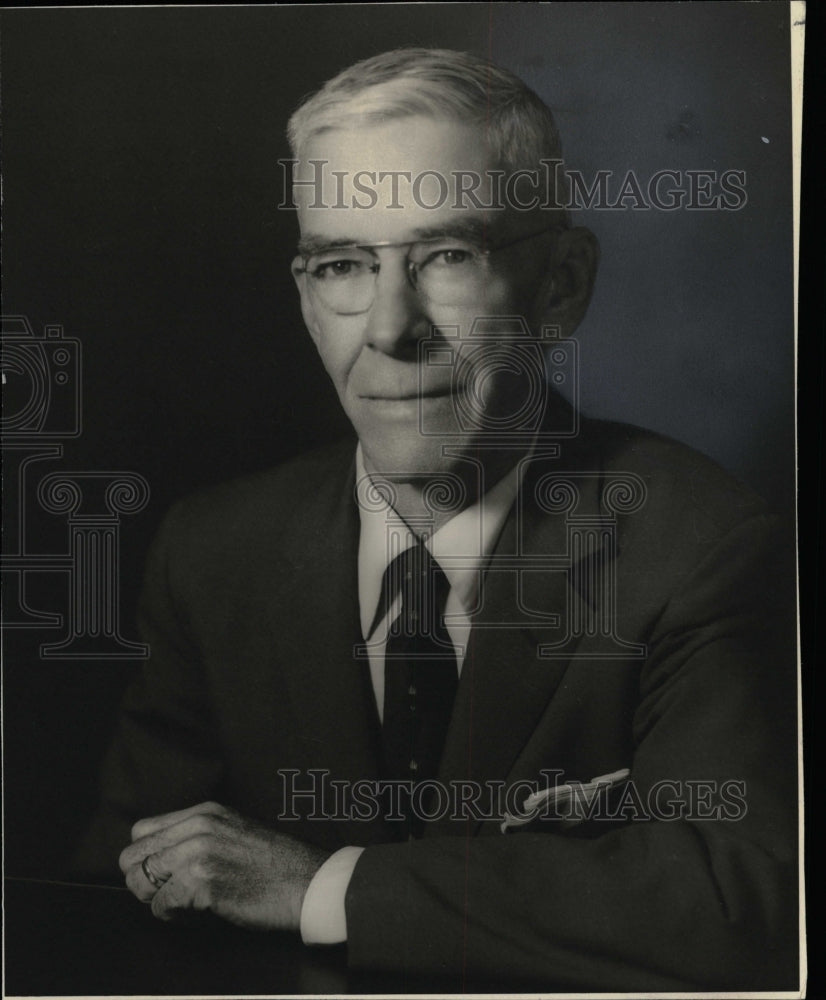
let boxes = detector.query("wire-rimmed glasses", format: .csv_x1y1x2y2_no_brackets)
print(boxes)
292,226,560,314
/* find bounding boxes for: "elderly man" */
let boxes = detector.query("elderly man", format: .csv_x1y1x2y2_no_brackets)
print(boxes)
76,49,797,991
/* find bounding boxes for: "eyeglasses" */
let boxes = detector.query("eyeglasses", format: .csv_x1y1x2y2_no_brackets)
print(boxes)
292,226,560,314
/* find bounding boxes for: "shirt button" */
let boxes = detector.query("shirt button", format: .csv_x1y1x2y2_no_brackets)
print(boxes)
409,759,418,772
408,684,417,696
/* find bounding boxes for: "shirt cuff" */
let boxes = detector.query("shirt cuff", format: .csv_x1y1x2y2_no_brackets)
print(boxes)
300,845,365,945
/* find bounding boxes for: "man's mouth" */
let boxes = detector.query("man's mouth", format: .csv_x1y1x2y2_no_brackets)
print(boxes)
363,392,447,401
360,384,464,402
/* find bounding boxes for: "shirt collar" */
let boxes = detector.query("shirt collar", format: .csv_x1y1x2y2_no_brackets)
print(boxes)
356,445,525,640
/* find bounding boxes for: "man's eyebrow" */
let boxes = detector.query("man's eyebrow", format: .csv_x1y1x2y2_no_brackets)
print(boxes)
297,220,499,256
408,220,496,243
297,235,363,255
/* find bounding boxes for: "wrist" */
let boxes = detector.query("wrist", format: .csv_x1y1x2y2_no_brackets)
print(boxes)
291,840,332,928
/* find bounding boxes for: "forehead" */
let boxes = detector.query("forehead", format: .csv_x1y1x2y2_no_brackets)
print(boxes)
294,116,506,245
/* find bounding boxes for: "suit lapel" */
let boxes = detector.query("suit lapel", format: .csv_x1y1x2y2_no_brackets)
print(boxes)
268,448,386,845
433,425,614,834
434,483,571,821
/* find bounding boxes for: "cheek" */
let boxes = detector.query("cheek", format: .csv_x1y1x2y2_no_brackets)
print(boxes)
489,261,547,313
310,315,364,391
447,278,527,334
439,282,529,346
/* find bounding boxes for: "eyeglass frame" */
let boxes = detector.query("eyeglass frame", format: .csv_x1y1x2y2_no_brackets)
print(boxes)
291,224,563,308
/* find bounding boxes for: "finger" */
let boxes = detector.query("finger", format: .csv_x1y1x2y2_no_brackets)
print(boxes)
131,801,230,842
150,874,197,922
125,852,170,903
120,810,227,873
124,833,214,902
149,850,214,922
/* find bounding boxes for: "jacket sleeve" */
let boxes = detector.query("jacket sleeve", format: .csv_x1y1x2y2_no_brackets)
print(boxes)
71,501,226,881
343,512,800,992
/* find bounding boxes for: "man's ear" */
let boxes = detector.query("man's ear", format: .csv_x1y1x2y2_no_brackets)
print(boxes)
536,226,600,336
291,257,323,346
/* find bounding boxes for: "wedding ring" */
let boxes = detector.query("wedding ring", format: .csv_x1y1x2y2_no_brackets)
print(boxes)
141,855,168,891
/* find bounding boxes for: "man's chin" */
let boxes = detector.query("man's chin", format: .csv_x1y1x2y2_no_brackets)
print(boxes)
358,429,468,485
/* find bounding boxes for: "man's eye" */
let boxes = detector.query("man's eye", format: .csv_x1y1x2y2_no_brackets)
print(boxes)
311,259,365,280
422,248,477,268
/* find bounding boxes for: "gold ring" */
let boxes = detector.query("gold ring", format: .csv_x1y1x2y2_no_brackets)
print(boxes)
141,856,168,891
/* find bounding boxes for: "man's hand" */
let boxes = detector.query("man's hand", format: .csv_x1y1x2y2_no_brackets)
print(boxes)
119,801,331,930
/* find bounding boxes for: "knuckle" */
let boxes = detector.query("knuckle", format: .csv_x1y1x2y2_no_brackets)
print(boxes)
209,801,235,821
189,814,215,836
152,883,184,921
189,856,211,882
150,893,169,921
193,883,212,910
118,846,134,874
190,832,215,857
126,869,151,901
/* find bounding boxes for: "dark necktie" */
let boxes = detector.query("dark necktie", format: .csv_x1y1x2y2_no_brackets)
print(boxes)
377,541,459,837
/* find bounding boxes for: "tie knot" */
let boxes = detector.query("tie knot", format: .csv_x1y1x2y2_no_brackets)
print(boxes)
370,541,450,640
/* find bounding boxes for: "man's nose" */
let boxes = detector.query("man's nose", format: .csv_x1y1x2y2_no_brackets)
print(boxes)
363,261,429,356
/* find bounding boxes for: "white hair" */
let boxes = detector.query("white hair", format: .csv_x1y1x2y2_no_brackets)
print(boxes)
287,47,565,180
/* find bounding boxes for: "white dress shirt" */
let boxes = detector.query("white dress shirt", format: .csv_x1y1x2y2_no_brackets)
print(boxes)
300,446,525,945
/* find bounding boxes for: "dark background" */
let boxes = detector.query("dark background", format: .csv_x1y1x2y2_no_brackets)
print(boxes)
2,4,796,878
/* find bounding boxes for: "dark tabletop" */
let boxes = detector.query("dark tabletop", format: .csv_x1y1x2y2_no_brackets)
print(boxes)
3,877,524,996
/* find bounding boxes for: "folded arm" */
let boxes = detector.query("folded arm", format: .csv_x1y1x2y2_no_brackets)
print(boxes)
343,514,799,991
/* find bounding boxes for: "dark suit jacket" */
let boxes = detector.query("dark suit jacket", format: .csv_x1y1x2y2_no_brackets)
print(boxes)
76,411,799,992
